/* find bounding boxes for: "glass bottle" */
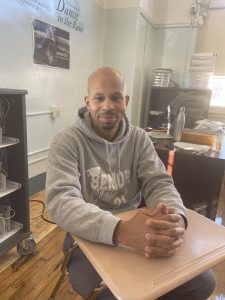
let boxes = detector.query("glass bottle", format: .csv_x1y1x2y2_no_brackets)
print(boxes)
166,105,171,135
173,107,185,142
212,127,224,152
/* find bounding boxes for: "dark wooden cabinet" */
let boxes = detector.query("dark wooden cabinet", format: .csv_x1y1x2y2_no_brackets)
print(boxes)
155,139,225,220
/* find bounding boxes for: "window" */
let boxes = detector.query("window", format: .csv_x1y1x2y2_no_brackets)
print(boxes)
208,76,225,122
208,76,225,107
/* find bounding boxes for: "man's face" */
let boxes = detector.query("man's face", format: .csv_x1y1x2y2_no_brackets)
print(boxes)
85,72,129,141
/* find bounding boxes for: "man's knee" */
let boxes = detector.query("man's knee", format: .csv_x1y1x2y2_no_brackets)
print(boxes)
158,269,216,300
191,269,216,300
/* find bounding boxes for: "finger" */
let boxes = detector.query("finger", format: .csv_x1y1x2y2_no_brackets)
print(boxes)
145,252,152,258
144,245,178,258
172,238,184,248
146,219,178,230
145,233,184,250
142,203,164,217
144,233,175,248
146,220,186,235
161,203,171,215
164,207,176,214
160,227,185,237
146,213,182,227
160,213,182,223
164,213,182,223
145,226,185,240
154,203,175,215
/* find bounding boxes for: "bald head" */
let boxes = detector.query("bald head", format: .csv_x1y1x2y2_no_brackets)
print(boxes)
87,67,126,95
85,67,129,141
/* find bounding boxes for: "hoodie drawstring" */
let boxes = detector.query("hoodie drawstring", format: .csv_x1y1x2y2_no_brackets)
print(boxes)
105,142,112,174
117,145,121,172
105,142,121,173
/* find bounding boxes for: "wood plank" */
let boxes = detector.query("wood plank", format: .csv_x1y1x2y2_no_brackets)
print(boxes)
0,238,64,298
0,228,64,297
36,276,79,300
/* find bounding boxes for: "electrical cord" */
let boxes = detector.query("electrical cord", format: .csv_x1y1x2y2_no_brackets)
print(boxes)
29,199,56,224
30,207,49,219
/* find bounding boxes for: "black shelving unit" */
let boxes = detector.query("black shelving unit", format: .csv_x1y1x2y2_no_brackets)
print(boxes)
0,89,35,256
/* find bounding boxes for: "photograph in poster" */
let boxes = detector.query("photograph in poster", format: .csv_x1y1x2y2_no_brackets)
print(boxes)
33,19,70,69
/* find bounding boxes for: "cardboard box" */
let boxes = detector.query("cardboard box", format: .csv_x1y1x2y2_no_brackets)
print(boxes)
182,129,214,146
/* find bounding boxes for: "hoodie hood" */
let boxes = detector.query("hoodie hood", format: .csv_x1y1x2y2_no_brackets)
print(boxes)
74,106,131,145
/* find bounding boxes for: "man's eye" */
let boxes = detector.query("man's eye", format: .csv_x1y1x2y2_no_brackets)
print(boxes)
112,96,123,101
94,96,104,101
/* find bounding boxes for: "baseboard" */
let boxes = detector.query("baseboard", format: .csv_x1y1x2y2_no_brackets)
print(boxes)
29,172,46,196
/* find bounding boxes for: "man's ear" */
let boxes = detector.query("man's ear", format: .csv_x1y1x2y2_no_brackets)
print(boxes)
84,96,89,107
125,95,129,106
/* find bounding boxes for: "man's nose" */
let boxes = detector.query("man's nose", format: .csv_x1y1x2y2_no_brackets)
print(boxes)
103,98,114,110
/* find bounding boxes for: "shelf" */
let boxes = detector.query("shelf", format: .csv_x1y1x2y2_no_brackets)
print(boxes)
0,136,19,149
0,89,28,95
0,180,21,198
151,86,211,92
149,110,164,116
0,220,23,243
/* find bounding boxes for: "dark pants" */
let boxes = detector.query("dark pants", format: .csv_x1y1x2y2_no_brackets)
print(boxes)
64,233,216,300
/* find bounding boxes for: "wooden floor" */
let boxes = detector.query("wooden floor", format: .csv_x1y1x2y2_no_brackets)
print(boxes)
0,191,81,300
0,180,225,300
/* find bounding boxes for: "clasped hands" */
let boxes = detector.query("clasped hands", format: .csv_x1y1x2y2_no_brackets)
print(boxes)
114,203,185,258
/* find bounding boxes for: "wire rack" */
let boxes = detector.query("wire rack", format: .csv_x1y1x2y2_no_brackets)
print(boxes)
0,96,11,176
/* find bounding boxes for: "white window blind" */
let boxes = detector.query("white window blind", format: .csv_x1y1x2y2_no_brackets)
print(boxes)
195,8,225,76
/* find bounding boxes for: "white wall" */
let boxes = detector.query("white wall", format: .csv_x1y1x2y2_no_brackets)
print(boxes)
102,7,139,120
0,0,104,178
141,0,195,25
104,0,140,9
136,18,156,128
131,14,149,126
152,26,197,85
139,0,198,88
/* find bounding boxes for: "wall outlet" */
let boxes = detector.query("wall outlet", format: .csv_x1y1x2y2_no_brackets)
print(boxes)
51,105,60,119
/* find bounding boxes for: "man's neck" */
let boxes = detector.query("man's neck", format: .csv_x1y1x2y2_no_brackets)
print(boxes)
93,126,119,142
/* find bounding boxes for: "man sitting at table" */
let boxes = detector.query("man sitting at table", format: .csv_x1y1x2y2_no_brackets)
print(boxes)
46,67,215,299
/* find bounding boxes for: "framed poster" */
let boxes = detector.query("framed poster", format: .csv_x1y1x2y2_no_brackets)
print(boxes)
33,19,70,69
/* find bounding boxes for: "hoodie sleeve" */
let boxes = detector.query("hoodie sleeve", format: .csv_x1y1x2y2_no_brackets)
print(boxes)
46,134,120,245
137,131,187,220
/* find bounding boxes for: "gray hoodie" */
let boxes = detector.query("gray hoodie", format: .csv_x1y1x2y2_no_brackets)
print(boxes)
46,107,187,245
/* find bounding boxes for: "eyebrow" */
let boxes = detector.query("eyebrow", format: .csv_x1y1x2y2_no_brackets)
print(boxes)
92,92,124,97
112,92,123,96
93,93,104,97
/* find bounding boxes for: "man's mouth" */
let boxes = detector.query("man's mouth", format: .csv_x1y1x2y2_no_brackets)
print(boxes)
98,115,118,125
99,115,116,118
98,114,117,119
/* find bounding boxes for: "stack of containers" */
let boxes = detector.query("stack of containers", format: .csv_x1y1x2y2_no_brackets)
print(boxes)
187,52,217,89
152,68,174,87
